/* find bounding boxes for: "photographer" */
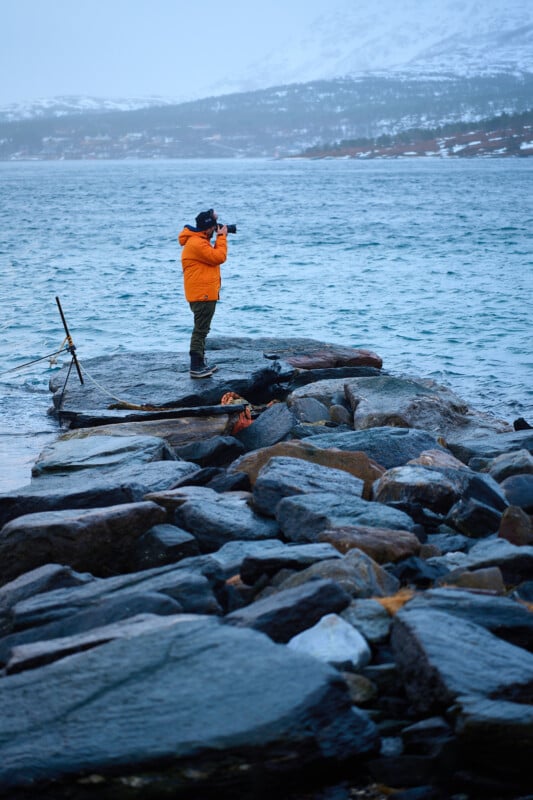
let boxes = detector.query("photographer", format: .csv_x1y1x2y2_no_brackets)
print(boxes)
178,208,228,379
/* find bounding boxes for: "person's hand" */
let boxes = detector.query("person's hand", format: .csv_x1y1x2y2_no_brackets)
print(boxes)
217,224,228,236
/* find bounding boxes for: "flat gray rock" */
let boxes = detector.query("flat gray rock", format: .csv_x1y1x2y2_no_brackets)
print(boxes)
0,617,378,791
276,491,415,543
253,456,364,517
447,429,533,465
240,541,342,585
0,461,199,528
225,578,351,642
302,427,448,470
0,501,167,584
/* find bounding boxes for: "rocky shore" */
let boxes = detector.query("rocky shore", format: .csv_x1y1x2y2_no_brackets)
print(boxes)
1,336,532,800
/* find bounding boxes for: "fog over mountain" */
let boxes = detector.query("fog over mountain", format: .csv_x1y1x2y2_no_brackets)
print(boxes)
215,0,533,94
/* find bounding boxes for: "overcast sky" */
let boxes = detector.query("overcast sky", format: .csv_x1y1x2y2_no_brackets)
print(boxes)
1,0,319,105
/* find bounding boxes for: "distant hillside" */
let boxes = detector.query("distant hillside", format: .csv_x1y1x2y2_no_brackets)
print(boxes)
1,73,532,160
301,110,533,159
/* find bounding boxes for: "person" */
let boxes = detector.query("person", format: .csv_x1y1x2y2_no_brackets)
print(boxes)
178,208,228,378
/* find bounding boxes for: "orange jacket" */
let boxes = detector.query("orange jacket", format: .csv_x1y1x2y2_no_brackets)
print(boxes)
178,227,227,302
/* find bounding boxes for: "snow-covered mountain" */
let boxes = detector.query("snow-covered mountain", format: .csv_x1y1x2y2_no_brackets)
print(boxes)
0,95,185,124
211,0,533,95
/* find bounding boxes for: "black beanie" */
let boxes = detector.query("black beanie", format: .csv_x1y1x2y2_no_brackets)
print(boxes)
195,209,216,231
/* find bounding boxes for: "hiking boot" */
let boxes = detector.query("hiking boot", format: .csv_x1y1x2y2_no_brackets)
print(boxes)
202,358,218,373
190,352,215,379
190,364,215,379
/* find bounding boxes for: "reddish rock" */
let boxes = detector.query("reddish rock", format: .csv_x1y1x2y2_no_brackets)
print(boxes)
408,449,468,470
285,346,382,370
498,506,533,546
318,525,421,564
230,439,385,499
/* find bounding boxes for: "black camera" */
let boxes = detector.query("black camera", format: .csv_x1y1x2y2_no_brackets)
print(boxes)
218,223,237,234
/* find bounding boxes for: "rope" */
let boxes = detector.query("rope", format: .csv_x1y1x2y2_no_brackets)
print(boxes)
77,360,159,410
0,341,69,377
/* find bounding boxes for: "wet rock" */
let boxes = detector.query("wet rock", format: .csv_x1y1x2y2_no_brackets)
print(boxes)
132,523,200,570
273,548,400,599
0,617,379,791
484,448,533,482
0,501,167,584
174,434,245,466
288,612,372,671
224,578,351,643
283,344,382,370
253,456,364,517
318,525,421,563
31,433,176,477
0,592,184,666
289,396,330,423
498,505,533,545
500,472,533,512
447,429,533,466
303,427,449,470
374,465,460,515
173,488,279,552
234,402,296,452
405,587,533,651
343,375,510,439
341,598,393,643
0,460,199,528
445,496,504,537
49,345,289,419
277,491,416,544
239,541,341,585
230,438,385,498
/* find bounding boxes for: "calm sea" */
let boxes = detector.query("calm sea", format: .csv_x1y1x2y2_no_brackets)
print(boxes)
1,158,532,491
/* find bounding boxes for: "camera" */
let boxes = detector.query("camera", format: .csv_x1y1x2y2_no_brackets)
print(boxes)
218,223,237,234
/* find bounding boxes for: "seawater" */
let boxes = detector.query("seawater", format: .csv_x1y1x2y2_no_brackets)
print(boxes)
1,158,532,491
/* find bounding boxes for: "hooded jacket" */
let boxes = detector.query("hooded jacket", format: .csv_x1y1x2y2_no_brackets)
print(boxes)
178,226,227,302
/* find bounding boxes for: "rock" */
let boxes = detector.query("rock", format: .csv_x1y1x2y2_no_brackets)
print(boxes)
253,456,364,517
289,396,330,423
318,525,421,563
0,501,167,585
403,586,533,653
0,592,184,667
49,346,290,420
173,489,279,552
31,433,176,476
283,345,382,370
374,465,461,515
132,523,200,569
230,439,385,498
273,549,400,599
234,402,296,452
498,505,533,545
447,429,533,466
277,491,416,544
436,566,506,594
224,578,351,642
288,613,372,671
303,427,449,470
0,617,379,791
445,497,504,537
343,375,510,438
174,434,245,466
0,563,93,616
425,531,472,554
408,448,469,470
387,557,451,589
329,403,353,426
239,542,342,585
392,606,533,779
206,469,252,493
5,612,188,675
427,536,533,586
0,461,199,528
341,598,393,643
484,448,533,482
500,473,533,512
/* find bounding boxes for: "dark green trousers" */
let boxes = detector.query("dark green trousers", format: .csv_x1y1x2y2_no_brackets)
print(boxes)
189,301,217,357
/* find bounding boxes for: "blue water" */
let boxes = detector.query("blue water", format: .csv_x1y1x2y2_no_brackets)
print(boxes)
1,158,532,491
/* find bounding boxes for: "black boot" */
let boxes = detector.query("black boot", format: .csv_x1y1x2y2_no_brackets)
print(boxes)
190,352,214,379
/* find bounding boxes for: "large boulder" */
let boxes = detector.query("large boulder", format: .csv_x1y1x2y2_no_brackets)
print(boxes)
230,439,385,498
0,461,199,528
31,434,176,476
276,491,416,543
0,502,167,584
0,617,378,792
301,427,449,470
253,456,364,517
